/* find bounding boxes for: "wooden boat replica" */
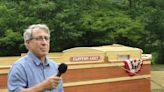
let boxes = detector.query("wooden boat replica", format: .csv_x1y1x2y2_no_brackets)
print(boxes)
0,44,151,92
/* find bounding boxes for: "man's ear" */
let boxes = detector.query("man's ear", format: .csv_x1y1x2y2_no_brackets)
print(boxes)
26,40,30,44
25,40,30,49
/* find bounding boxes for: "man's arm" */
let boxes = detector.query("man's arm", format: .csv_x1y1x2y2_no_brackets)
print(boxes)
8,64,61,92
21,76,61,92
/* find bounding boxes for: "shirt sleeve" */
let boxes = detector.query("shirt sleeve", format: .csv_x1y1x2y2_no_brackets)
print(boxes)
8,64,27,92
57,80,64,92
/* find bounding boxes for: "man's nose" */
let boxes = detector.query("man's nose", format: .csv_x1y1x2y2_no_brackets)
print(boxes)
41,38,49,44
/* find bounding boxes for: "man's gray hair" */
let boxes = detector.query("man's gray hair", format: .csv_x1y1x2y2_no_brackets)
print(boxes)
23,24,50,42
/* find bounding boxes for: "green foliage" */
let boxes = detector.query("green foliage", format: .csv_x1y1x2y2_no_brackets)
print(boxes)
0,0,163,64
0,29,23,56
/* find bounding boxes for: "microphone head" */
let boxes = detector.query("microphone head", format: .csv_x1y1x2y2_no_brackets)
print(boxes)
58,63,68,74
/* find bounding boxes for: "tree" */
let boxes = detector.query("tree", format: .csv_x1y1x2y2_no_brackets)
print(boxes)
0,0,163,64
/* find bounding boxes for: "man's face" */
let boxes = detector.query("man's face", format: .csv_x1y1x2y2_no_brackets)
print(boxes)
27,28,50,58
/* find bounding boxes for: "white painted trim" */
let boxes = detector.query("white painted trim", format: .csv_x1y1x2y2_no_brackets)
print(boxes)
68,61,151,69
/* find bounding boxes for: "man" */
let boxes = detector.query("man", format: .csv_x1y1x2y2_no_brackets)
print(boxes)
8,24,63,92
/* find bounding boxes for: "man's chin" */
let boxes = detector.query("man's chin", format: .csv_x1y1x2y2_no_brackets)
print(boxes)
40,52,49,56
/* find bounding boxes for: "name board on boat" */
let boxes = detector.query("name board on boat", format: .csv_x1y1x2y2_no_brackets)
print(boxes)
70,56,100,62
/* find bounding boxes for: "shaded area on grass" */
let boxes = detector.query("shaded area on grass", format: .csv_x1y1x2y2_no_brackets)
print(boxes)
152,89,164,92
151,64,164,71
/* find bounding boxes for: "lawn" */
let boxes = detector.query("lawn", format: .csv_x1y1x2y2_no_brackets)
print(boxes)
151,64,164,92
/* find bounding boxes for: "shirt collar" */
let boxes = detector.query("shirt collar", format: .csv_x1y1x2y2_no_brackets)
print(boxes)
27,51,49,66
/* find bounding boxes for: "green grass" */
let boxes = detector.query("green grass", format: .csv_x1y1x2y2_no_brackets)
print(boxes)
152,89,164,92
151,64,164,71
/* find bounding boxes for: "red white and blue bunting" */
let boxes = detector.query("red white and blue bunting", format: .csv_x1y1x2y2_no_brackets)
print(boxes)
124,59,143,76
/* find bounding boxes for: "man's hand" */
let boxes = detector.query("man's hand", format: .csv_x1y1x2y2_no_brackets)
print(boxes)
21,76,61,92
42,76,61,90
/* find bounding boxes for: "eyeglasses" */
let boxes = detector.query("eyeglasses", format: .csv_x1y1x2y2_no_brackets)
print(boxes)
31,36,50,41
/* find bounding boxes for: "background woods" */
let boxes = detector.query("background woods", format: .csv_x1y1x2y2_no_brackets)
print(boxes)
0,0,163,64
